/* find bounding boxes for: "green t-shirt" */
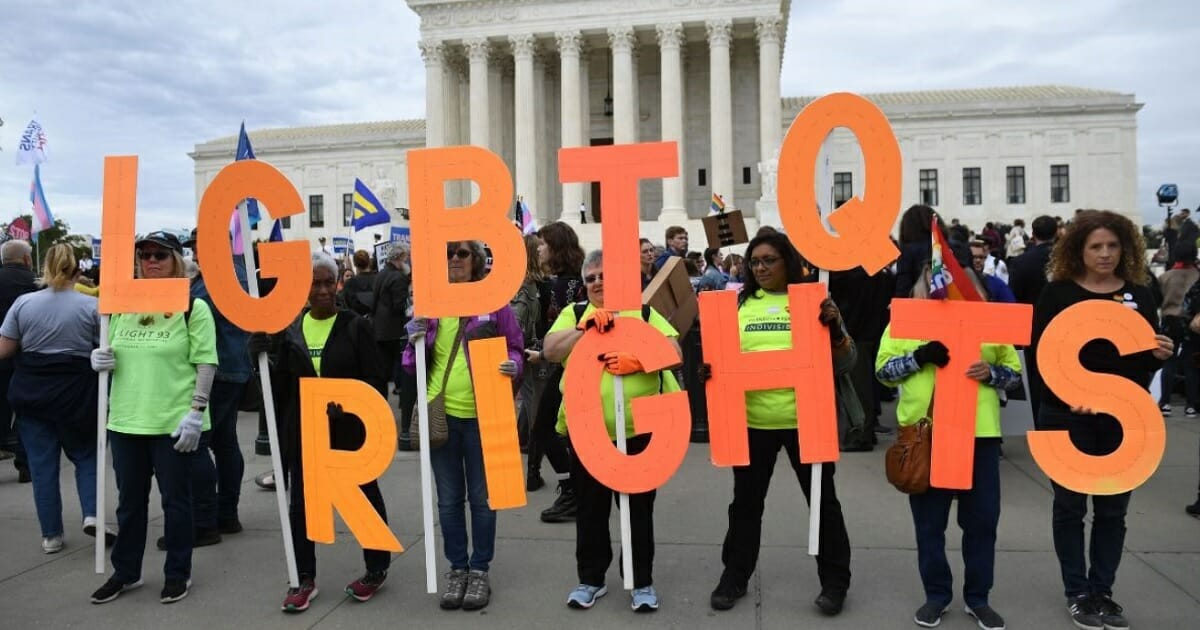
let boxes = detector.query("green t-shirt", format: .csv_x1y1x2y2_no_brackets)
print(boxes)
428,317,477,418
738,290,804,430
302,312,337,375
875,324,1022,438
548,303,680,439
108,300,218,435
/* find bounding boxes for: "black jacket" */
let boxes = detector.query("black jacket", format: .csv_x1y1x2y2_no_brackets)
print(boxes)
1008,242,1052,305
0,263,37,371
266,310,387,460
341,271,377,317
371,263,410,341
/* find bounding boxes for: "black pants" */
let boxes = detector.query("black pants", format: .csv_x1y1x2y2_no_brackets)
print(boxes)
849,340,881,435
529,366,570,476
571,433,655,588
285,457,390,577
397,368,418,437
0,368,26,470
720,428,852,593
376,340,402,390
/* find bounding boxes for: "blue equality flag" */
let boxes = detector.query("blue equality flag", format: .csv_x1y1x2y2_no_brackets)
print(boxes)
352,178,391,231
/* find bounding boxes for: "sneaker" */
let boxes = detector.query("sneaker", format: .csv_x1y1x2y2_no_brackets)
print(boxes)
631,586,659,612
1067,593,1104,630
282,578,318,613
965,604,1006,630
83,516,118,547
160,579,191,604
461,569,491,611
1188,407,1199,418
540,483,578,523
814,588,846,616
255,471,275,490
440,569,469,610
1187,498,1200,518
91,577,144,604
1092,594,1129,630
1160,403,1172,415
346,571,386,602
42,535,64,554
567,583,608,609
709,574,747,611
914,601,949,627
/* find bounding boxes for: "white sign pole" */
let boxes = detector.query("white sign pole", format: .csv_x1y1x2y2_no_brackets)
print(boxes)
809,134,835,557
94,315,109,574
613,375,634,590
414,338,438,593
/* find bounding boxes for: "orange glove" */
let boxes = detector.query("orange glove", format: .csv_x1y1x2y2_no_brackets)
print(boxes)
576,309,615,334
598,351,644,375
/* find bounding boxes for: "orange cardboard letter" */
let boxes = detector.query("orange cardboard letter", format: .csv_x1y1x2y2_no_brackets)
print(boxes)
99,156,190,314
562,317,689,493
558,142,679,311
407,146,524,317
196,160,310,333
699,283,839,467
1030,301,1164,495
467,337,526,510
777,93,901,273
300,378,402,551
890,299,1032,489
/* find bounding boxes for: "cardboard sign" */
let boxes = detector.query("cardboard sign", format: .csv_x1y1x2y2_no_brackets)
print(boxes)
467,337,526,510
407,146,524,318
1030,300,1164,495
299,377,402,552
701,210,749,249
559,142,679,312
777,93,901,274
642,256,698,335
698,283,839,467
562,318,690,494
890,298,1032,489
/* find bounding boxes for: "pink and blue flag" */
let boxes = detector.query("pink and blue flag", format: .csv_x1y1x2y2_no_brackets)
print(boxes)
518,200,536,236
29,165,54,233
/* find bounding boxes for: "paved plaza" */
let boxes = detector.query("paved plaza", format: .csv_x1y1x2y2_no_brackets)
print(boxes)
1,403,1197,629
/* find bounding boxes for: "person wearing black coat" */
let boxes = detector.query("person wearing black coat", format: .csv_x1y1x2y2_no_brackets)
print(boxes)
0,240,37,480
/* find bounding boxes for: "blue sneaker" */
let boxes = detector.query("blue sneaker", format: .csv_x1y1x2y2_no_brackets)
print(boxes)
631,586,659,612
567,584,607,609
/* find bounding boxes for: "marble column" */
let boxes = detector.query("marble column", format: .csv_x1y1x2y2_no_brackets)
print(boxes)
488,53,504,154
442,53,463,205
419,40,445,148
656,23,687,223
557,31,584,222
466,37,491,150
579,44,591,147
608,26,637,145
756,16,783,165
511,34,538,213
707,19,734,210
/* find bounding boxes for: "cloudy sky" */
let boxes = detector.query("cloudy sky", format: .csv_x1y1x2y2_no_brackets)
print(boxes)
1,0,1196,237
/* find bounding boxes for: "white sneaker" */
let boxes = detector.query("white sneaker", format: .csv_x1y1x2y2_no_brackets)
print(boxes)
83,516,118,546
42,535,64,554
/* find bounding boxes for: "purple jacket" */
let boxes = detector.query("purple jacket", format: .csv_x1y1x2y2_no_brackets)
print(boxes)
401,305,525,390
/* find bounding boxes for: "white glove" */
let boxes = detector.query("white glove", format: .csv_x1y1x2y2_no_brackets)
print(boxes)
498,359,517,376
171,410,204,453
91,347,115,372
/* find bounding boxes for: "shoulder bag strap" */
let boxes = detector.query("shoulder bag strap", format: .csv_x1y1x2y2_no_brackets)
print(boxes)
439,317,468,392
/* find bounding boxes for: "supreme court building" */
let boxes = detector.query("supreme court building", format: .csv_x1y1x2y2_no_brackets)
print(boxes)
191,0,1142,252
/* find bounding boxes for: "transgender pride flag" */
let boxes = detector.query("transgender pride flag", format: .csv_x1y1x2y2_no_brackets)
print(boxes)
29,165,55,233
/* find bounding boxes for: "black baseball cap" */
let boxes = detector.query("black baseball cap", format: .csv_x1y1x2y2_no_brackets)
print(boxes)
135,230,183,253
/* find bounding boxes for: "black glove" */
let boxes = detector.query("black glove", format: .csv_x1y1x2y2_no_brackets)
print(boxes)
819,298,846,343
248,332,274,356
912,341,950,368
698,363,713,382
326,402,346,422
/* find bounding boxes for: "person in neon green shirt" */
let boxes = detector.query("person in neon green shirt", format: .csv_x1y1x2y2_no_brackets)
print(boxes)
88,231,217,606
543,249,681,613
875,263,1020,630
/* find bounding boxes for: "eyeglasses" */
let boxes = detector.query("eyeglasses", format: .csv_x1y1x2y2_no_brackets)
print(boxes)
584,273,604,284
137,251,171,261
747,256,780,269
447,249,472,260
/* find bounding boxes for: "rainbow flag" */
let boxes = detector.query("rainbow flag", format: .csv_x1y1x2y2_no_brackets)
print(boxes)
710,192,726,214
929,215,983,301
29,165,55,233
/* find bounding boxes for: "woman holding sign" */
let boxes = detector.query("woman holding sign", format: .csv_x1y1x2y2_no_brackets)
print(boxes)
707,232,856,616
248,252,391,613
401,240,524,612
89,232,217,605
543,249,681,613
876,264,1021,630
1030,210,1171,630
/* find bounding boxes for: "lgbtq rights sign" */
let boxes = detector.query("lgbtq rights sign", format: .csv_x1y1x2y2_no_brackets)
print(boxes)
98,93,1165,556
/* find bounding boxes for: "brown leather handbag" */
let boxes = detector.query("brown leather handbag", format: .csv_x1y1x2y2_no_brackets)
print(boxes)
885,401,933,494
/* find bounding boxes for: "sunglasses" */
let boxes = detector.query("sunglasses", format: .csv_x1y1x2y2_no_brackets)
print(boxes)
137,251,171,261
447,249,472,260
584,273,603,284
748,256,781,269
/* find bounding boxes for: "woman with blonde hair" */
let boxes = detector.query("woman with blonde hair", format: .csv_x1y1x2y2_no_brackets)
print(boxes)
0,243,106,555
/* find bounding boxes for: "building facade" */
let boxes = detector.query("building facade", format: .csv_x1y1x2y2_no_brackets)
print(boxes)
191,0,1141,253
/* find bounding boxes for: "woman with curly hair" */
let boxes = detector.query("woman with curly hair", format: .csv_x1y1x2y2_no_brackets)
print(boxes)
1029,210,1173,630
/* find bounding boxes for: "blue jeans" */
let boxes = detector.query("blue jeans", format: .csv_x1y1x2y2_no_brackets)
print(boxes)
109,432,194,583
17,415,97,537
430,416,495,571
909,438,1001,609
191,380,246,528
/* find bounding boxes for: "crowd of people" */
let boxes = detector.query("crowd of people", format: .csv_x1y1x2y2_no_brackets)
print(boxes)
0,205,1194,630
